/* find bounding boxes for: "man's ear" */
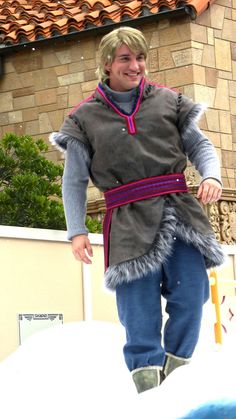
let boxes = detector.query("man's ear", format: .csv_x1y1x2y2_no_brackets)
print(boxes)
104,62,111,73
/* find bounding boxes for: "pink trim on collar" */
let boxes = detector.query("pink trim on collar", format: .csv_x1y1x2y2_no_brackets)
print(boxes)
96,78,145,135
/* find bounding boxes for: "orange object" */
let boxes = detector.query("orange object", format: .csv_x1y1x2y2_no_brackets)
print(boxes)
209,270,223,345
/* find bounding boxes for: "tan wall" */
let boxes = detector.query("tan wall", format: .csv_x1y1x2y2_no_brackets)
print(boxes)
191,3,236,188
0,4,235,198
0,227,118,361
0,226,235,361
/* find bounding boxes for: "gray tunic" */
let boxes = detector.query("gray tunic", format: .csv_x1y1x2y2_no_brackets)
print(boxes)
51,78,224,289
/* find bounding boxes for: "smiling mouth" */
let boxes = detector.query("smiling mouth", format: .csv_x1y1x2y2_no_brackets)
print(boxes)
125,73,140,77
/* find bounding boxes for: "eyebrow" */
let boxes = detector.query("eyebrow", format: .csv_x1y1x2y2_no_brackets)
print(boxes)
116,53,144,58
117,54,131,58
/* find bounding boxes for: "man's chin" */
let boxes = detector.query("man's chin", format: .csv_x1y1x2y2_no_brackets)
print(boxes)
126,80,141,89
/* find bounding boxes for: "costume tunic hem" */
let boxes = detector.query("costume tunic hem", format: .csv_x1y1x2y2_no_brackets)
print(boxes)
104,205,225,290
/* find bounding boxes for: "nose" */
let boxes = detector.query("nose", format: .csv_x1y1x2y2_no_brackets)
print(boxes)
129,58,139,71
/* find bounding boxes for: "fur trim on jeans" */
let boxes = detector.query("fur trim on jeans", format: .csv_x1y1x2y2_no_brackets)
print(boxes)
105,206,225,290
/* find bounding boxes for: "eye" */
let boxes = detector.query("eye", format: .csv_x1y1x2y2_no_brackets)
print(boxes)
137,54,145,61
120,56,129,62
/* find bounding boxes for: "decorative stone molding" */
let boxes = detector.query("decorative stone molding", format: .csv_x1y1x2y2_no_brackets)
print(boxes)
87,187,236,245
87,197,105,223
184,166,201,187
205,201,221,242
189,187,236,245
218,200,236,244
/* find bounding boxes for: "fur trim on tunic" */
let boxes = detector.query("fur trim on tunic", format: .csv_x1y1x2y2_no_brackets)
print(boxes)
49,132,68,152
49,132,85,153
104,205,225,290
49,132,92,157
180,103,207,131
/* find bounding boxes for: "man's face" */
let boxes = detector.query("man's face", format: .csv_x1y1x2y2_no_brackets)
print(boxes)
105,44,146,92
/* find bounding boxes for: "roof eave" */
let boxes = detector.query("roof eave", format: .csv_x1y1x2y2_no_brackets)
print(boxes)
0,6,195,56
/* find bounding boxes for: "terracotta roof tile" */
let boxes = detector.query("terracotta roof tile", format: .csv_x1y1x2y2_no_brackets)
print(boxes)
0,0,213,48
0,14,8,21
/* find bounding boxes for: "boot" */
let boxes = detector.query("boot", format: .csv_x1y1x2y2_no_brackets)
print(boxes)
132,366,164,394
163,353,190,378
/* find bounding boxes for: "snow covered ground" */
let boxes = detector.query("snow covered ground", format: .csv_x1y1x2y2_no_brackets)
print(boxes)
0,317,235,419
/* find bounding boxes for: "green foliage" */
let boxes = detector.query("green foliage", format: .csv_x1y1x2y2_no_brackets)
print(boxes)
0,133,102,233
0,133,66,230
85,215,102,234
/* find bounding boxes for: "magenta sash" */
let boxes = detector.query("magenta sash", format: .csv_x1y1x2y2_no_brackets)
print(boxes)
103,173,188,270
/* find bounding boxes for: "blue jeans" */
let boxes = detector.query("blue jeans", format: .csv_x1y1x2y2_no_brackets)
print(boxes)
116,238,209,371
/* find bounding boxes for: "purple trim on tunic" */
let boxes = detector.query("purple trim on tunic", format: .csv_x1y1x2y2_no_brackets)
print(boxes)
96,78,145,135
103,173,188,271
103,209,113,273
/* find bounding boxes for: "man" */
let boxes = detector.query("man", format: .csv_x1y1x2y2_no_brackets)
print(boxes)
50,26,224,393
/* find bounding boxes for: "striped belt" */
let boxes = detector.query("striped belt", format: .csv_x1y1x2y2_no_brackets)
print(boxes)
103,173,188,271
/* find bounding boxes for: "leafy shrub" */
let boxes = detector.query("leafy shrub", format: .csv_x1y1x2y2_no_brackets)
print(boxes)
85,215,103,234
0,133,102,233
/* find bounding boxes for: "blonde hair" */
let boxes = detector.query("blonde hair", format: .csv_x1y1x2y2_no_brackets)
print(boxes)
96,26,148,83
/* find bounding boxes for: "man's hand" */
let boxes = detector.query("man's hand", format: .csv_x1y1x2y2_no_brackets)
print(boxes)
197,178,222,205
71,235,93,264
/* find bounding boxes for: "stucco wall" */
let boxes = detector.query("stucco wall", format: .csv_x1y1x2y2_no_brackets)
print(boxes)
0,227,118,361
0,226,235,361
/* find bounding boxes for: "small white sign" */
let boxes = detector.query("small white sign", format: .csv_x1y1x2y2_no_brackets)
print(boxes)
18,313,63,344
